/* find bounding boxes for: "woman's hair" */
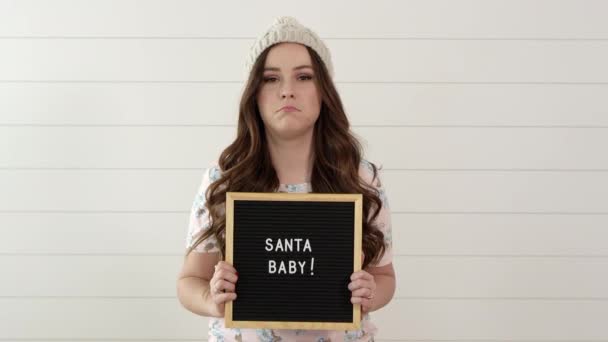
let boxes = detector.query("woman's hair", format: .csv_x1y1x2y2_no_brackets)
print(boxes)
186,44,386,269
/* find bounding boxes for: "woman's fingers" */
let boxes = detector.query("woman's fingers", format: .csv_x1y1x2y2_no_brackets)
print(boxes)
350,270,373,282
215,268,238,283
216,261,237,274
350,296,371,304
348,270,376,313
215,262,238,281
212,291,237,304
348,278,375,292
209,261,238,304
351,295,373,314
214,279,236,293
351,287,373,298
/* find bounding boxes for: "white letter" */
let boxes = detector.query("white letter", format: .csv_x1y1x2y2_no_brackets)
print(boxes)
265,238,273,252
303,239,312,252
294,238,302,251
289,260,297,274
269,260,276,274
284,239,292,252
278,260,287,274
298,260,306,274
275,239,283,252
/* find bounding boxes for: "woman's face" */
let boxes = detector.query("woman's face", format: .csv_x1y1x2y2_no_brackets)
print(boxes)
256,42,322,140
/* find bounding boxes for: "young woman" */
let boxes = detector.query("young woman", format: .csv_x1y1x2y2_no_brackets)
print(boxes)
177,16,395,342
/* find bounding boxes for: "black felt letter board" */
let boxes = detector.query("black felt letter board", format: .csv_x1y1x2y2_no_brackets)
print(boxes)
225,192,362,330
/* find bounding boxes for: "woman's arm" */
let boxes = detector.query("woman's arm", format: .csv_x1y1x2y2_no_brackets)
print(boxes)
349,262,396,313
177,251,236,317
365,262,396,312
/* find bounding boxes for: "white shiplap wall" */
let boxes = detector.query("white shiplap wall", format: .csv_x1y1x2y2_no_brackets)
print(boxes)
1,0,608,340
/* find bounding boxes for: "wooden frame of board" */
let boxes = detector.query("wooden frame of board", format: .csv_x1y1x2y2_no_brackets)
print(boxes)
224,191,363,330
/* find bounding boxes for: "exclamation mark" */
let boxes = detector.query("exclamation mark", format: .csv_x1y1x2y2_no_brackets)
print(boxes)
310,257,315,275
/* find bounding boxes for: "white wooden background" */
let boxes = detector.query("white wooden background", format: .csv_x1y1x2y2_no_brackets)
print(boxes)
1,0,608,341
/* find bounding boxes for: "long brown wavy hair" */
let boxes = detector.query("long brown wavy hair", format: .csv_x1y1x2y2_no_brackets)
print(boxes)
186,43,386,269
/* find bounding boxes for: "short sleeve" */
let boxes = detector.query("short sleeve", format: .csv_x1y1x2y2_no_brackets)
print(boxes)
360,160,393,267
185,165,221,253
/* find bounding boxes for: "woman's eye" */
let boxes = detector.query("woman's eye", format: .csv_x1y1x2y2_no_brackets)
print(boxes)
263,75,313,83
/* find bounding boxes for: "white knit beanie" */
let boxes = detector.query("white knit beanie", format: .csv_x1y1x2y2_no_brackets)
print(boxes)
244,16,334,80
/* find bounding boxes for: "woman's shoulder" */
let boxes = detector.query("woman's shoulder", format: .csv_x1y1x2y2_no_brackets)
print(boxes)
207,161,223,182
192,161,224,199
200,160,223,184
358,158,384,188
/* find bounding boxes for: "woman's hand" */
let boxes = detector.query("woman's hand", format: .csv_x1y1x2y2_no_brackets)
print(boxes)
208,261,238,316
348,270,377,314
349,251,376,314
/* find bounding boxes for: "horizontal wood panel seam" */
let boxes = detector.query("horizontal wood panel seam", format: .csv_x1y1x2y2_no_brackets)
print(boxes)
2,36,608,41
3,81,608,85
2,211,608,215
2,125,608,128
0,295,607,301
1,253,607,258
2,168,608,172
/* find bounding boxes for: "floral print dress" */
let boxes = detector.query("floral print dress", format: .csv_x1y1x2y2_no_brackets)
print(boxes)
185,159,393,342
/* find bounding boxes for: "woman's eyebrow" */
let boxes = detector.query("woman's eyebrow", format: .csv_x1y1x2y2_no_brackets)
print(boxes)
263,65,313,72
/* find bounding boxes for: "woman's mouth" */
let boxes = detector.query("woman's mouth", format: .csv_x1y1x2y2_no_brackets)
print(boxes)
278,106,300,112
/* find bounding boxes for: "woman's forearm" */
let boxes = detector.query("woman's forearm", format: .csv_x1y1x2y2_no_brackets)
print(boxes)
176,276,222,317
369,274,396,312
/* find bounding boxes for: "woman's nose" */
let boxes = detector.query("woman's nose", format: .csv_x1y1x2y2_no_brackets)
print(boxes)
280,81,295,98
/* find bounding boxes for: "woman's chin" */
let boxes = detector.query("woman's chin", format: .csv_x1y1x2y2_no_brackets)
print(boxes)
272,125,313,140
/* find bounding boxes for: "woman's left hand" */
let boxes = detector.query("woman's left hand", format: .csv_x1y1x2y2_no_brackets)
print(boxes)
348,270,376,314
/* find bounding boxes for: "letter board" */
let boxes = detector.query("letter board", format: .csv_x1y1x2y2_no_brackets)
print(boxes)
225,192,363,330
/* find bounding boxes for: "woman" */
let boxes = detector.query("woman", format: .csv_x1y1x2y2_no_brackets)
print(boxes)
177,16,395,341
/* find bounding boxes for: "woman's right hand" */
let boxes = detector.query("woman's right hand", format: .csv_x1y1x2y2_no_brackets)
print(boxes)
208,261,238,316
